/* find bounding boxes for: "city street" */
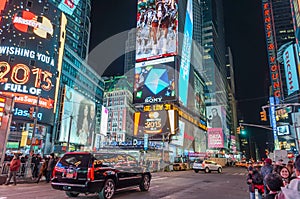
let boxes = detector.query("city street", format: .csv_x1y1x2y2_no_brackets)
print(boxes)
0,167,249,199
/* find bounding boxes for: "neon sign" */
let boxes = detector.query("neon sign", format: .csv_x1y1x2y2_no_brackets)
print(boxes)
263,1,282,98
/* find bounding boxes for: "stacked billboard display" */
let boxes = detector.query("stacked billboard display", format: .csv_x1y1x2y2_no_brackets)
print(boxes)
136,0,178,62
0,0,66,124
58,85,96,148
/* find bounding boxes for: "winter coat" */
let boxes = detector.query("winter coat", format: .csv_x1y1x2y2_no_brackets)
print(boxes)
9,158,21,171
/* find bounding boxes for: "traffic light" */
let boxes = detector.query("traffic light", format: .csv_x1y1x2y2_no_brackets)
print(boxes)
260,110,267,121
241,126,246,135
237,127,240,134
29,106,34,119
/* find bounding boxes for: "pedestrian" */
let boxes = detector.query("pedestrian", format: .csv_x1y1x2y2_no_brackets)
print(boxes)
36,157,48,183
46,153,56,183
247,166,264,199
275,154,300,199
279,166,291,186
265,173,284,199
261,158,273,196
31,154,40,180
4,154,21,186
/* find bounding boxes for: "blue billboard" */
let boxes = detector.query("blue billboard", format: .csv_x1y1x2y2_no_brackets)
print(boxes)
283,44,300,95
179,0,193,106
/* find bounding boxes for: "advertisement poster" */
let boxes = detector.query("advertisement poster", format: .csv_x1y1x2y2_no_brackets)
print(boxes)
59,85,96,148
136,0,178,62
208,128,224,148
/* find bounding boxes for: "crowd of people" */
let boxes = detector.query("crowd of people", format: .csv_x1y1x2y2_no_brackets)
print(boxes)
3,152,57,185
246,155,300,199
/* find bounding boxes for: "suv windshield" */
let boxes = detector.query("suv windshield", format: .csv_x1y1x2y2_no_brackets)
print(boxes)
58,154,90,168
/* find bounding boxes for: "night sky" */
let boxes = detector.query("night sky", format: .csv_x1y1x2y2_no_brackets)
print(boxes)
89,1,271,156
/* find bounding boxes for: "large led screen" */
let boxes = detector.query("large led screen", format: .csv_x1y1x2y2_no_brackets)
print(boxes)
59,85,96,148
207,128,224,149
134,109,178,140
0,0,65,124
136,0,178,62
283,44,299,95
134,57,176,104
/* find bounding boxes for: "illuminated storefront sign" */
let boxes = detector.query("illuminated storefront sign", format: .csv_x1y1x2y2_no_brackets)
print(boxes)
283,44,299,95
134,57,176,104
179,0,193,106
270,96,280,149
0,0,66,124
0,97,5,126
263,0,282,98
136,0,178,62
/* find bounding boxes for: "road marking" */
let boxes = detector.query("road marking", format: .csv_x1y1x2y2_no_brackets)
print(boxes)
152,177,168,181
0,197,8,199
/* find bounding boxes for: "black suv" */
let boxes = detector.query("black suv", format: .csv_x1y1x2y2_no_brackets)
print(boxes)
51,152,151,199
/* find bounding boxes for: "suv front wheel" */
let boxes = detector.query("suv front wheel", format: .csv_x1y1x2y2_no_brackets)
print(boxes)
217,167,222,173
99,179,115,199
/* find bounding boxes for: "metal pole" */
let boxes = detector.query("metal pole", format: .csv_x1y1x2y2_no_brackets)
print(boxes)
293,106,300,153
0,97,14,174
162,134,165,172
25,94,40,178
66,115,73,152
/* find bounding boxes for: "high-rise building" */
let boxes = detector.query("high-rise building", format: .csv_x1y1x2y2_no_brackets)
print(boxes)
51,0,91,60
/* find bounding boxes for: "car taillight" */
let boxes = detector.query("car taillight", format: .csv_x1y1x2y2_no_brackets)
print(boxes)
202,163,205,168
53,166,58,177
87,167,94,181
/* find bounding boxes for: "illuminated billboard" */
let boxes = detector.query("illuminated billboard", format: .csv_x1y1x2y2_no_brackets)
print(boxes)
277,125,290,136
59,85,96,147
58,0,80,15
136,0,178,62
0,0,66,124
134,109,178,139
283,44,299,95
134,57,176,104
207,128,224,148
179,0,193,107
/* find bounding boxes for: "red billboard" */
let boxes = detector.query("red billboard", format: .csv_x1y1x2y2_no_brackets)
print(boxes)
136,0,178,62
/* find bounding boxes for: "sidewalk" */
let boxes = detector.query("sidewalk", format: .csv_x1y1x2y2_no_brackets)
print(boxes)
0,175,45,185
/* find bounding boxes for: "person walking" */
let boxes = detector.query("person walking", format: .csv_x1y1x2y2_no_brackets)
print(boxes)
46,153,55,183
4,154,21,186
36,157,48,183
261,158,273,196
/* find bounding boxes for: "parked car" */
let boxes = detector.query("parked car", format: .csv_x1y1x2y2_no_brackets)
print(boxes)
193,159,222,173
51,152,151,199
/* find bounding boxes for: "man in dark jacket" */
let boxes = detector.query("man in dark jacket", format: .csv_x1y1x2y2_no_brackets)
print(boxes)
5,154,21,185
247,166,264,199
46,153,55,183
261,158,273,196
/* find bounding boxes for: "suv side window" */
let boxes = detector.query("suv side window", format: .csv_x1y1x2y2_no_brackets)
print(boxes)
58,154,90,168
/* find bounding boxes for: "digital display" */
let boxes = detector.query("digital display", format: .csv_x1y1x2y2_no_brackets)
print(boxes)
136,0,178,62
277,125,290,136
134,57,176,104
0,0,65,124
134,109,178,139
58,0,80,15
